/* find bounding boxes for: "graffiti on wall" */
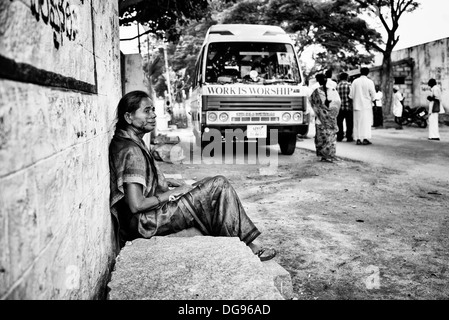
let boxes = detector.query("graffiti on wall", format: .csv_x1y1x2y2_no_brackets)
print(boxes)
30,0,83,49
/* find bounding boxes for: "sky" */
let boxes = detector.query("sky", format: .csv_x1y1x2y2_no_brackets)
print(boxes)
375,0,449,50
119,0,449,55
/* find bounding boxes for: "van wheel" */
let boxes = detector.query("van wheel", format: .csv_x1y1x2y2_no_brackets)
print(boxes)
279,134,297,155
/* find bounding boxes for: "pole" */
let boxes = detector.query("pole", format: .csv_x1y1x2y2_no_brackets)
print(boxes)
137,23,141,54
163,44,172,110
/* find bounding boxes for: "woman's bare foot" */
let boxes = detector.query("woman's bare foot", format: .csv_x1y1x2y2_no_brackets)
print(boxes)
248,241,277,261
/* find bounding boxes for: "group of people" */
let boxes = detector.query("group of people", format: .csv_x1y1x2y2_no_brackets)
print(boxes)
309,67,445,162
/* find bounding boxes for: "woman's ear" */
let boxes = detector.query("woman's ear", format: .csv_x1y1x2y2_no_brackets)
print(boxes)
124,112,133,124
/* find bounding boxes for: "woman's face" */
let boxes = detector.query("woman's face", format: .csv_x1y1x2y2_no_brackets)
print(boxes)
127,97,156,133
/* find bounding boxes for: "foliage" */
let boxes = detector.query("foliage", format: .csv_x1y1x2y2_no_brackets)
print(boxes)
127,0,419,115
118,0,237,42
219,0,380,79
352,0,420,115
221,0,269,24
118,0,210,42
222,0,420,114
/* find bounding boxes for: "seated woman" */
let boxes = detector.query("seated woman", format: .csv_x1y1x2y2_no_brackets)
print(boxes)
109,90,276,261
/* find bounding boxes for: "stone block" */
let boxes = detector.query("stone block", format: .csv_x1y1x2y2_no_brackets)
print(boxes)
167,227,204,237
108,237,285,300
262,260,293,300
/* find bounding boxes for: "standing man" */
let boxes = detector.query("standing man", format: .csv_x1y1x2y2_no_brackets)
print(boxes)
373,85,384,127
336,72,353,142
427,78,445,141
349,67,376,145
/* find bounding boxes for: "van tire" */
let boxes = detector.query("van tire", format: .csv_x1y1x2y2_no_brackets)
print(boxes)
279,133,297,155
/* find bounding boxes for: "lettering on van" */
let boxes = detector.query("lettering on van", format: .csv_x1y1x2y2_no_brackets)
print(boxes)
205,86,301,96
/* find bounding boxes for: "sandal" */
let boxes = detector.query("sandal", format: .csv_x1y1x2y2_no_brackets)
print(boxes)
320,157,334,163
255,248,277,262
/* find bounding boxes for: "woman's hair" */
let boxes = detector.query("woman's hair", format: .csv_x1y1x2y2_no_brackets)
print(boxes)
428,78,437,87
315,73,326,85
115,90,150,130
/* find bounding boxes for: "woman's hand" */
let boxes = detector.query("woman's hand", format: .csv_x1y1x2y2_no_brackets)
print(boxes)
166,178,187,187
169,184,195,201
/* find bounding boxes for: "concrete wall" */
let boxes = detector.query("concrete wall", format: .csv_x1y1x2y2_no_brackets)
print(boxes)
392,38,449,108
368,59,414,107
0,0,121,299
122,53,154,146
123,53,148,94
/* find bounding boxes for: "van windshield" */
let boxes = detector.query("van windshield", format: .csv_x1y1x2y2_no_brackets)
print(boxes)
204,42,301,85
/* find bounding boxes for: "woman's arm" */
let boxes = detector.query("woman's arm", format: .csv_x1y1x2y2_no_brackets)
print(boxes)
124,182,194,214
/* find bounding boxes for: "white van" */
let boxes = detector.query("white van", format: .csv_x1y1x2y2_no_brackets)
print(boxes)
190,24,310,155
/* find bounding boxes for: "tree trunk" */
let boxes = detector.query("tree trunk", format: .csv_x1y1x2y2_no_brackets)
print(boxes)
381,51,394,117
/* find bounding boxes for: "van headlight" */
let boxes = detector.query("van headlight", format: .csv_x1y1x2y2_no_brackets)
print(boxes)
293,112,302,121
282,113,292,122
208,112,217,122
219,112,229,122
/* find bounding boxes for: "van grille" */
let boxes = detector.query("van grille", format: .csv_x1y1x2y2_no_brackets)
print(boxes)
204,96,305,110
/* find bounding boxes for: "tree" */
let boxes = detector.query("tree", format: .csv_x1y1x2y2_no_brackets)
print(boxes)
251,0,419,116
144,47,166,97
351,0,420,115
118,0,210,41
220,0,378,81
220,0,269,24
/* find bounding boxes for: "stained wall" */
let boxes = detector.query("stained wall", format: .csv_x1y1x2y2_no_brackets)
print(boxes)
392,38,449,108
0,0,121,299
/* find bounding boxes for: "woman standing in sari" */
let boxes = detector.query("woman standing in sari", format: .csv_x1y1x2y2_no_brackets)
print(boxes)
310,73,342,162
109,90,276,261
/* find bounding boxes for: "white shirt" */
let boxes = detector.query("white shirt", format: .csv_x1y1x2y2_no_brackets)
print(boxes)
393,91,403,117
374,91,383,107
349,75,376,111
327,79,337,89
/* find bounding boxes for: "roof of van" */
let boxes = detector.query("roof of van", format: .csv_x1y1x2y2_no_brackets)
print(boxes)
203,24,293,45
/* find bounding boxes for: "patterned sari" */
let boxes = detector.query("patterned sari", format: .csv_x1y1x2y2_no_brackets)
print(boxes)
310,85,341,160
109,129,261,252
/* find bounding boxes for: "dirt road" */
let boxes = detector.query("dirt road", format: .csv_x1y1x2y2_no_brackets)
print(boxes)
157,124,449,300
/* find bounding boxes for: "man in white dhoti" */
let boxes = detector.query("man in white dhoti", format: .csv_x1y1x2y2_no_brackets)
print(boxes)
349,67,376,145
427,78,445,141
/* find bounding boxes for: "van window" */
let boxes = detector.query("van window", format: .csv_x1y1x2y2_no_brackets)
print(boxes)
204,42,301,84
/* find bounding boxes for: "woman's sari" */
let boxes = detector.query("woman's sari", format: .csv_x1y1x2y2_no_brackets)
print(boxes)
310,84,341,160
109,129,260,252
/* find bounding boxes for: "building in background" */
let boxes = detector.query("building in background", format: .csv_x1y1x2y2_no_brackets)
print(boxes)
350,37,449,113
